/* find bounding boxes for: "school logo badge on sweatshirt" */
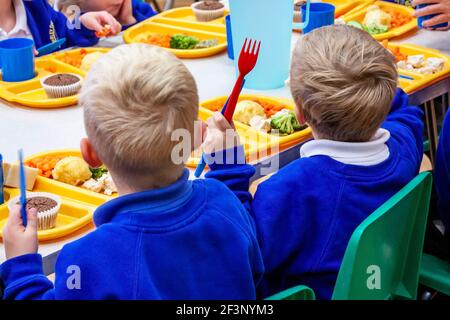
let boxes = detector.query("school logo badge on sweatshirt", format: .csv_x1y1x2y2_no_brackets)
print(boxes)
49,21,57,42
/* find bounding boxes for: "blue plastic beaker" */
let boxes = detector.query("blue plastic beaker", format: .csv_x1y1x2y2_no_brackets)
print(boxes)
0,38,35,82
229,0,311,90
302,2,335,34
416,4,448,29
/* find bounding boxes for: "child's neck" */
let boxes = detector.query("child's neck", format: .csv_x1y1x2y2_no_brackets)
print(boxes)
111,170,184,196
0,0,16,33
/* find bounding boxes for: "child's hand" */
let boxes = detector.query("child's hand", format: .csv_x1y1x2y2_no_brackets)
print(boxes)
80,11,122,36
3,205,38,260
202,112,241,154
117,0,137,26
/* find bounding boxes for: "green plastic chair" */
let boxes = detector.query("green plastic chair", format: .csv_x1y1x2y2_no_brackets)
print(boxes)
265,285,316,300
419,253,450,296
332,172,433,300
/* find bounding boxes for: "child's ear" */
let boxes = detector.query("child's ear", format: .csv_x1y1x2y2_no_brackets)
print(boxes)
80,138,103,168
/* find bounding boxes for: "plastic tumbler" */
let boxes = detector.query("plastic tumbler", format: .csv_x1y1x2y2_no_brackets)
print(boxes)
0,38,35,82
301,2,335,34
228,0,311,90
416,4,448,29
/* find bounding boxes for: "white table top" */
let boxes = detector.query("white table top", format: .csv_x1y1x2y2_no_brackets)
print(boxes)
0,28,449,265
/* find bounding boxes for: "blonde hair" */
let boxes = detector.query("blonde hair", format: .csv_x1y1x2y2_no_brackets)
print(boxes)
80,44,199,187
290,25,398,142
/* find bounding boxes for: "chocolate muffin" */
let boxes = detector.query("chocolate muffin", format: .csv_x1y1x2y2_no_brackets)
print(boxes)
19,196,57,213
192,0,225,22
43,74,80,86
9,192,61,230
41,73,82,98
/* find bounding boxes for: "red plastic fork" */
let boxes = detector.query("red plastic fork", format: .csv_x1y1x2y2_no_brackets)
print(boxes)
222,38,261,122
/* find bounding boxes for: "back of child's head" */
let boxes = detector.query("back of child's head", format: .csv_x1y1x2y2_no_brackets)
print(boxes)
80,44,199,187
290,25,398,142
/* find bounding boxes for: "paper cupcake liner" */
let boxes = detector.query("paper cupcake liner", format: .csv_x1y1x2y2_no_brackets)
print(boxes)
191,2,225,22
8,192,61,230
40,73,83,99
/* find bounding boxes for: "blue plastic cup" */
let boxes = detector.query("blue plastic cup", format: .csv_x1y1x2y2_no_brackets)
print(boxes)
0,38,35,82
225,15,234,60
416,4,448,29
228,0,311,90
301,2,335,34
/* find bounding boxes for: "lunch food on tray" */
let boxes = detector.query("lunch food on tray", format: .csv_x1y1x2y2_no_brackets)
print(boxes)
40,73,83,98
26,156,117,195
191,0,225,22
207,99,307,135
80,52,105,71
8,192,61,230
397,55,445,74
381,41,446,74
2,162,39,190
56,49,105,70
141,33,219,50
345,5,412,35
52,156,92,186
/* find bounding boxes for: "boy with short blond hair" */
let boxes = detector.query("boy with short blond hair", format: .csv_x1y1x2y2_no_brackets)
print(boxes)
1,44,263,300
205,25,424,299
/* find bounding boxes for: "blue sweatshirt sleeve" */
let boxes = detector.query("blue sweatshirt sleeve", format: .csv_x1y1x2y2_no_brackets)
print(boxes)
381,88,424,169
25,0,98,49
435,110,450,232
204,146,255,212
1,254,55,300
132,0,157,23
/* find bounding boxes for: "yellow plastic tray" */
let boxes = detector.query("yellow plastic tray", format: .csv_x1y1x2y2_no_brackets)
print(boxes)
123,7,227,59
197,95,313,165
387,43,450,94
324,0,374,18
24,149,115,206
0,48,110,109
158,6,227,25
341,1,417,40
0,188,94,241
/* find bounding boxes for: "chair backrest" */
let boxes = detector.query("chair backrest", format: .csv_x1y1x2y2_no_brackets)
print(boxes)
332,172,433,300
265,285,316,300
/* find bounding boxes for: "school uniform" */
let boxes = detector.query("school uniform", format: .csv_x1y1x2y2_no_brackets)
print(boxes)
20,0,98,49
130,0,157,26
0,170,263,300
0,0,32,42
206,89,424,300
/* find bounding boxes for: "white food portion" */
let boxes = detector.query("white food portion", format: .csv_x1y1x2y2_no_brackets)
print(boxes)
2,162,39,190
426,57,445,71
397,55,445,74
407,55,425,68
82,172,117,195
249,115,271,133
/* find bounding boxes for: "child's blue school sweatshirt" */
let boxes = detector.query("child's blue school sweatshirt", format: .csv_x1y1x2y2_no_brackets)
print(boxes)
435,110,450,234
206,89,424,300
0,170,263,300
23,0,156,49
24,0,98,49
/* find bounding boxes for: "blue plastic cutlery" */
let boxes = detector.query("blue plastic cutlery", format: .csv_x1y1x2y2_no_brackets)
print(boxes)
37,38,66,57
18,149,27,227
